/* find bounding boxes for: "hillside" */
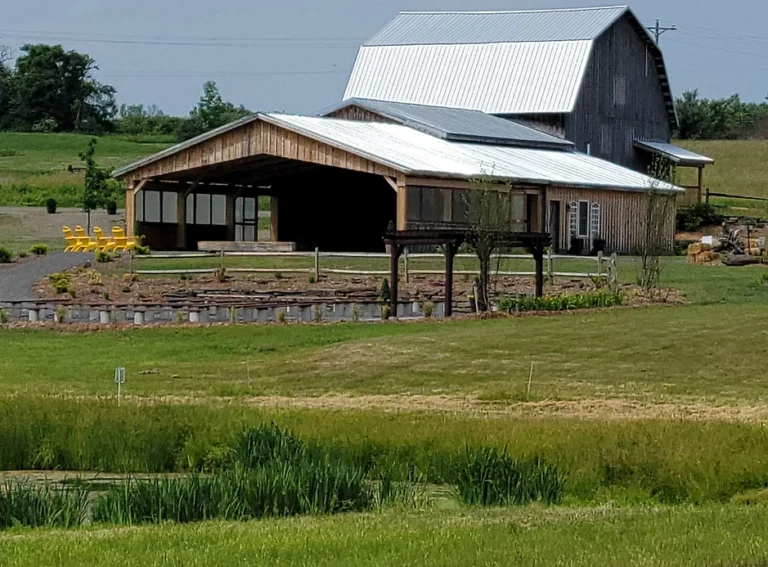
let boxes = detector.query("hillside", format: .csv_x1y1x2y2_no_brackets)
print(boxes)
0,132,173,207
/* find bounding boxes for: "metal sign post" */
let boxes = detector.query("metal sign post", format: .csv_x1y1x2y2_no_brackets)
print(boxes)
114,367,126,405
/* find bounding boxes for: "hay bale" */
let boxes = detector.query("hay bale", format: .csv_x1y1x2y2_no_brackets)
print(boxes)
700,243,713,252
688,243,703,255
747,247,762,256
699,251,717,263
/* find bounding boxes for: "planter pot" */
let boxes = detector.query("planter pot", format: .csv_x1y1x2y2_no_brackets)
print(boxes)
106,202,118,215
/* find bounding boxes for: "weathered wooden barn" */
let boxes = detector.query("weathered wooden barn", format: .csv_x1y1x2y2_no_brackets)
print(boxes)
114,109,681,255
343,5,713,186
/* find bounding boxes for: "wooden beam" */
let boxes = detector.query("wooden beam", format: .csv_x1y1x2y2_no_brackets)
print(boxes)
396,173,408,231
405,177,470,190
383,176,398,191
132,178,149,196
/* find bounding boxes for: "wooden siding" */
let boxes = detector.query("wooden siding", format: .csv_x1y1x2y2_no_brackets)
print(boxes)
121,119,398,182
565,14,671,170
548,187,677,254
326,105,395,123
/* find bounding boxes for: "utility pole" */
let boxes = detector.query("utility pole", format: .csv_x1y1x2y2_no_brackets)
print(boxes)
648,19,677,44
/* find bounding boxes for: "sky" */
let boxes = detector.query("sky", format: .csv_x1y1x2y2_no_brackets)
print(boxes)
2,0,767,117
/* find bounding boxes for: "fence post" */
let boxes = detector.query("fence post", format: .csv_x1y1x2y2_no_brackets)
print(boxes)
314,247,320,282
547,248,554,284
403,247,410,284
610,253,618,291
705,188,710,204
597,251,603,279
219,249,225,274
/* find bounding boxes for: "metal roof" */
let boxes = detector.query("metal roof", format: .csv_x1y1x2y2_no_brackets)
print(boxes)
344,40,593,115
634,140,715,166
367,6,629,45
321,98,573,149
261,114,681,192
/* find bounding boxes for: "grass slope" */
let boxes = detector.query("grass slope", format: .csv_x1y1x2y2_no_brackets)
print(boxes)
0,133,173,207
3,506,768,567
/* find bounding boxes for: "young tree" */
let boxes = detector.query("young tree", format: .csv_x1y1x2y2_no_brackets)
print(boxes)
177,81,250,141
637,156,676,294
79,138,112,233
465,176,521,312
0,47,12,129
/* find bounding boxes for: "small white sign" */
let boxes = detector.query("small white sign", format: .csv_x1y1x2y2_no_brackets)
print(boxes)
114,367,126,384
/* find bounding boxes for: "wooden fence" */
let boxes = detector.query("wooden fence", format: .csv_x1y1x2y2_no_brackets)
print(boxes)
133,249,618,286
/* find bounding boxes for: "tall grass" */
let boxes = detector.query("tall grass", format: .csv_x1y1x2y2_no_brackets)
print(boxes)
456,447,566,506
0,482,89,529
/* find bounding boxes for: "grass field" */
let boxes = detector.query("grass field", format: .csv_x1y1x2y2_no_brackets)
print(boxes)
3,243,768,562
0,133,173,207
4,506,768,567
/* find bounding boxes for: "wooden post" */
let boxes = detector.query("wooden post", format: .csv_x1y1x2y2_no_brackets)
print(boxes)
533,246,544,298
697,167,704,203
270,197,279,242
314,247,320,282
225,193,236,241
403,247,410,284
389,244,403,316
597,251,603,279
610,253,618,291
705,188,710,204
445,242,455,317
547,248,554,284
177,191,187,250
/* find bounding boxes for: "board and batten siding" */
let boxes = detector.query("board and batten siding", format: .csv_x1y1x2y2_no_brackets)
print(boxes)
548,187,676,254
566,13,672,170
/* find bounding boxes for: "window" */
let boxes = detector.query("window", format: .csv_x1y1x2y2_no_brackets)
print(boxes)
136,190,177,224
186,193,228,226
235,197,257,242
578,201,590,237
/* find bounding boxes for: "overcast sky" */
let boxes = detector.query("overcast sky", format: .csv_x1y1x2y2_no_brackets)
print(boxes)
3,0,767,116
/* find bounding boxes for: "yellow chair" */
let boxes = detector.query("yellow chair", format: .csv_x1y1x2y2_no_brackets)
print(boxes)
93,227,116,252
111,226,137,252
62,226,77,252
74,226,97,252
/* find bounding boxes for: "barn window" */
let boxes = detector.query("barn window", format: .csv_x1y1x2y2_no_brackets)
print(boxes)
186,193,228,226
578,201,590,237
136,190,178,224
613,76,627,106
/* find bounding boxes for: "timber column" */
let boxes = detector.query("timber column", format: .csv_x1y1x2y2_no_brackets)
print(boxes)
125,180,135,236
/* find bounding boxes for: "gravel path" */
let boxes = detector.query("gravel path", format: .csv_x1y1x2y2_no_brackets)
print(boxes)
0,252,90,301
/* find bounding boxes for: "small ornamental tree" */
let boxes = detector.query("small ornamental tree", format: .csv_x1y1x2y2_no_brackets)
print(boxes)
79,138,112,234
465,176,519,312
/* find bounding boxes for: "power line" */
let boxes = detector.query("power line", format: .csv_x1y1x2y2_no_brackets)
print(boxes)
98,69,348,78
648,19,677,44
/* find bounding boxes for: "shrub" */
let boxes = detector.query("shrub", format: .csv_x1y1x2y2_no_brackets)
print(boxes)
45,198,57,214
423,301,434,320
308,274,316,284
48,272,72,294
379,278,391,304
0,482,89,529
0,247,12,263
313,305,323,323
134,245,150,256
497,291,624,314
17,251,27,259
676,203,724,231
277,310,287,324
87,270,103,286
351,304,362,322
456,446,566,506
0,309,7,324
29,244,48,256
380,305,391,321
95,251,112,263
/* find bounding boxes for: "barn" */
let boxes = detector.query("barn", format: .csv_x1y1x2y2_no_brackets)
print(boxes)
113,4,697,256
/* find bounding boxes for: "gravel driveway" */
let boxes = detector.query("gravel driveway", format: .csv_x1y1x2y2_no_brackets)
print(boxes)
0,252,90,301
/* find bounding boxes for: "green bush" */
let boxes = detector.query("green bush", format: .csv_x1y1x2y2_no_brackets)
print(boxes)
456,446,565,506
379,278,391,304
48,272,71,294
0,247,12,263
29,243,48,256
676,203,724,231
497,291,624,314
95,251,112,263
133,245,150,256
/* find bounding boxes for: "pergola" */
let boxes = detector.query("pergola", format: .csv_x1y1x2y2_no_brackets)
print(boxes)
384,227,551,317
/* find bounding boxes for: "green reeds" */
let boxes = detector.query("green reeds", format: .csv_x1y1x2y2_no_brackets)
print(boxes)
0,482,89,529
456,446,566,506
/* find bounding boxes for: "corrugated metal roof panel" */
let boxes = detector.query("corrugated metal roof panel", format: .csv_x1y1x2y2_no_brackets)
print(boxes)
321,99,573,148
634,140,715,166
368,6,628,45
263,114,681,192
344,41,593,114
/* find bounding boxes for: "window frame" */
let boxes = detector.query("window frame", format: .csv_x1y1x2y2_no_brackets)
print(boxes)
577,200,590,238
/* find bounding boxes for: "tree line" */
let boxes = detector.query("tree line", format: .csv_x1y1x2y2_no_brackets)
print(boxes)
0,44,250,141
1,43,767,141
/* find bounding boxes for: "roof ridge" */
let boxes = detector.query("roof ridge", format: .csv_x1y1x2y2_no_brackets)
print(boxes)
398,6,628,16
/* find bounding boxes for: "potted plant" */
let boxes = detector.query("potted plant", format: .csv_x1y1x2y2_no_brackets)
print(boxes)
106,200,118,215
45,198,57,214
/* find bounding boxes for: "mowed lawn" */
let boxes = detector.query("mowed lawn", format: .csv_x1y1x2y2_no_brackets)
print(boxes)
4,506,768,567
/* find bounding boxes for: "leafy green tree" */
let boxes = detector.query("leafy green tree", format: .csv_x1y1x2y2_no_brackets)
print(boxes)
676,90,768,140
79,138,113,233
177,81,250,141
115,104,183,137
7,44,116,132
0,46,13,129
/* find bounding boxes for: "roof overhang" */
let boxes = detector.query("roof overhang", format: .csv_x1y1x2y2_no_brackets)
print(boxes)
634,140,715,167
